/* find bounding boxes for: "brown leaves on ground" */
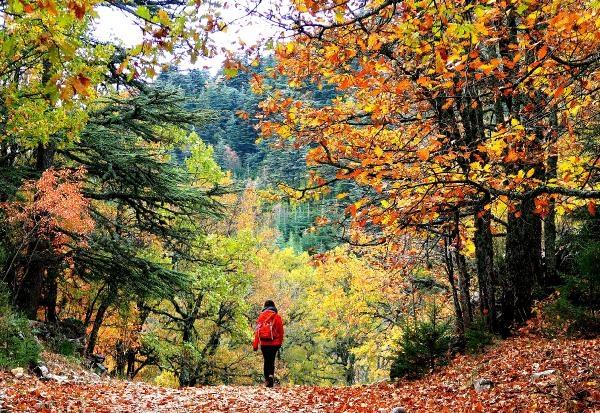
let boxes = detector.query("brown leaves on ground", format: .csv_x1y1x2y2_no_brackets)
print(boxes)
1,334,598,412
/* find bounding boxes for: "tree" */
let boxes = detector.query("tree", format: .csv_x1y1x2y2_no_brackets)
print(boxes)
0,0,227,319
257,0,600,334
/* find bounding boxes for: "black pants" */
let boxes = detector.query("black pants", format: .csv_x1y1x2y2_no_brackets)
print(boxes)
260,345,280,384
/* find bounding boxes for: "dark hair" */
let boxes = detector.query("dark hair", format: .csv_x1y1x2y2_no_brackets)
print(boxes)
264,300,275,308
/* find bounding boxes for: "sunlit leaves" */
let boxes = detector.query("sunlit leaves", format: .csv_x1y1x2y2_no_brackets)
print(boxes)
258,0,600,253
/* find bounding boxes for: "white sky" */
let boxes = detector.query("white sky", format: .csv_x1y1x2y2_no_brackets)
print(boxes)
92,4,281,74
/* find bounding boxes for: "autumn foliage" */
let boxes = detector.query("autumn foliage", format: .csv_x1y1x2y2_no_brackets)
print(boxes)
257,0,600,334
1,331,598,412
1,0,600,409
2,168,94,252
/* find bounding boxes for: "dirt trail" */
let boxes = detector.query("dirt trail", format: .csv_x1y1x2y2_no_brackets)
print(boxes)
1,335,599,412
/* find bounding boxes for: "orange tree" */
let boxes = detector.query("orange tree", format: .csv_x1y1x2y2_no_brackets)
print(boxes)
257,0,600,335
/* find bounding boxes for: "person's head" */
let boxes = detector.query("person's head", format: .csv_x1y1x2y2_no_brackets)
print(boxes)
263,299,276,309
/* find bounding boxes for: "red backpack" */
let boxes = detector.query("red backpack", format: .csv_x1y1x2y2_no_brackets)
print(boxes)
256,311,276,341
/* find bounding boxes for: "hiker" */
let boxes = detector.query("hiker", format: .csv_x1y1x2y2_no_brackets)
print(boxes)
253,300,284,387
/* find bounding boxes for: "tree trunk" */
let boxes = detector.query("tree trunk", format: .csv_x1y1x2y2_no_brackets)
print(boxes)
503,197,542,328
179,319,196,387
14,254,45,319
45,266,59,323
544,114,559,289
474,209,497,331
444,235,465,348
13,140,56,319
455,250,473,330
543,198,558,288
453,211,472,330
345,353,356,386
86,298,109,355
115,340,126,377
126,349,137,379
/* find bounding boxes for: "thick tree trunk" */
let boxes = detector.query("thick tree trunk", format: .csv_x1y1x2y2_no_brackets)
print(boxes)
474,210,497,331
345,353,356,386
15,254,45,319
503,197,542,328
543,199,558,287
126,349,137,379
453,211,472,331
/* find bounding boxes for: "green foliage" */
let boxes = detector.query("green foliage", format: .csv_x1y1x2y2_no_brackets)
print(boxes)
545,217,600,338
465,317,496,354
390,303,452,380
53,339,77,358
0,284,41,369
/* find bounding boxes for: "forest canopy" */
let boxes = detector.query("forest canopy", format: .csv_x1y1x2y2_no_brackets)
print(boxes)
0,0,599,389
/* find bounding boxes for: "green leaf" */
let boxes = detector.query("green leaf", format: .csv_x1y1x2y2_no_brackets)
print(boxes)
136,5,151,20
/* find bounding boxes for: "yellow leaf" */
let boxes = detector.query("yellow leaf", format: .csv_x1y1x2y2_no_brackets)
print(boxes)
286,42,296,55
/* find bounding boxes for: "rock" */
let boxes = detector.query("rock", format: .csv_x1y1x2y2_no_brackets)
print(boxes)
41,373,68,384
10,367,24,378
531,369,556,380
391,408,406,413
33,364,49,378
473,378,494,393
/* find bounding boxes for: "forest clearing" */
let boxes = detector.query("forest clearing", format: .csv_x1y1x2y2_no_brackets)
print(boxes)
1,0,600,411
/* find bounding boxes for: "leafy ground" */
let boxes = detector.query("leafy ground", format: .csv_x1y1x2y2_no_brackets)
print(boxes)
1,333,599,412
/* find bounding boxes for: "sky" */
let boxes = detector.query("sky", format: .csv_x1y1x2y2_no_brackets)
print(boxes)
92,3,280,74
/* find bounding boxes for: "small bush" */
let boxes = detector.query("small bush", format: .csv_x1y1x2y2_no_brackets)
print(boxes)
465,317,496,354
54,338,77,357
390,303,453,380
42,318,86,357
0,284,41,368
544,241,600,338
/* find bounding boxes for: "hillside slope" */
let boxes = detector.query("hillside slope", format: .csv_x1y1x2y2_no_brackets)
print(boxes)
1,333,598,412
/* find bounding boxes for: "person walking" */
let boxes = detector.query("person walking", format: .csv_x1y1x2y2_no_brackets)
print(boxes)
253,300,284,387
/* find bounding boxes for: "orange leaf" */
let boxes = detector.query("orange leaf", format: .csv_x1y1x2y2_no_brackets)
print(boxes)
588,201,596,216
504,149,519,162
416,148,430,161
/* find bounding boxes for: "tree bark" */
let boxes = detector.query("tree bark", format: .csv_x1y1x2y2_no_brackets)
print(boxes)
86,298,109,355
443,235,465,348
14,253,45,319
543,112,560,289
474,209,497,331
453,211,472,330
45,266,59,323
455,250,473,330
503,197,542,328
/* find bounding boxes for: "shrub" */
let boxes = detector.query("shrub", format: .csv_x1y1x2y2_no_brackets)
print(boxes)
465,316,496,354
544,241,600,338
390,303,452,380
0,284,41,368
53,338,78,357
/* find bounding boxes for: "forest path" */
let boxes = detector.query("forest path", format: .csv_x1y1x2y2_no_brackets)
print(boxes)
1,334,599,412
